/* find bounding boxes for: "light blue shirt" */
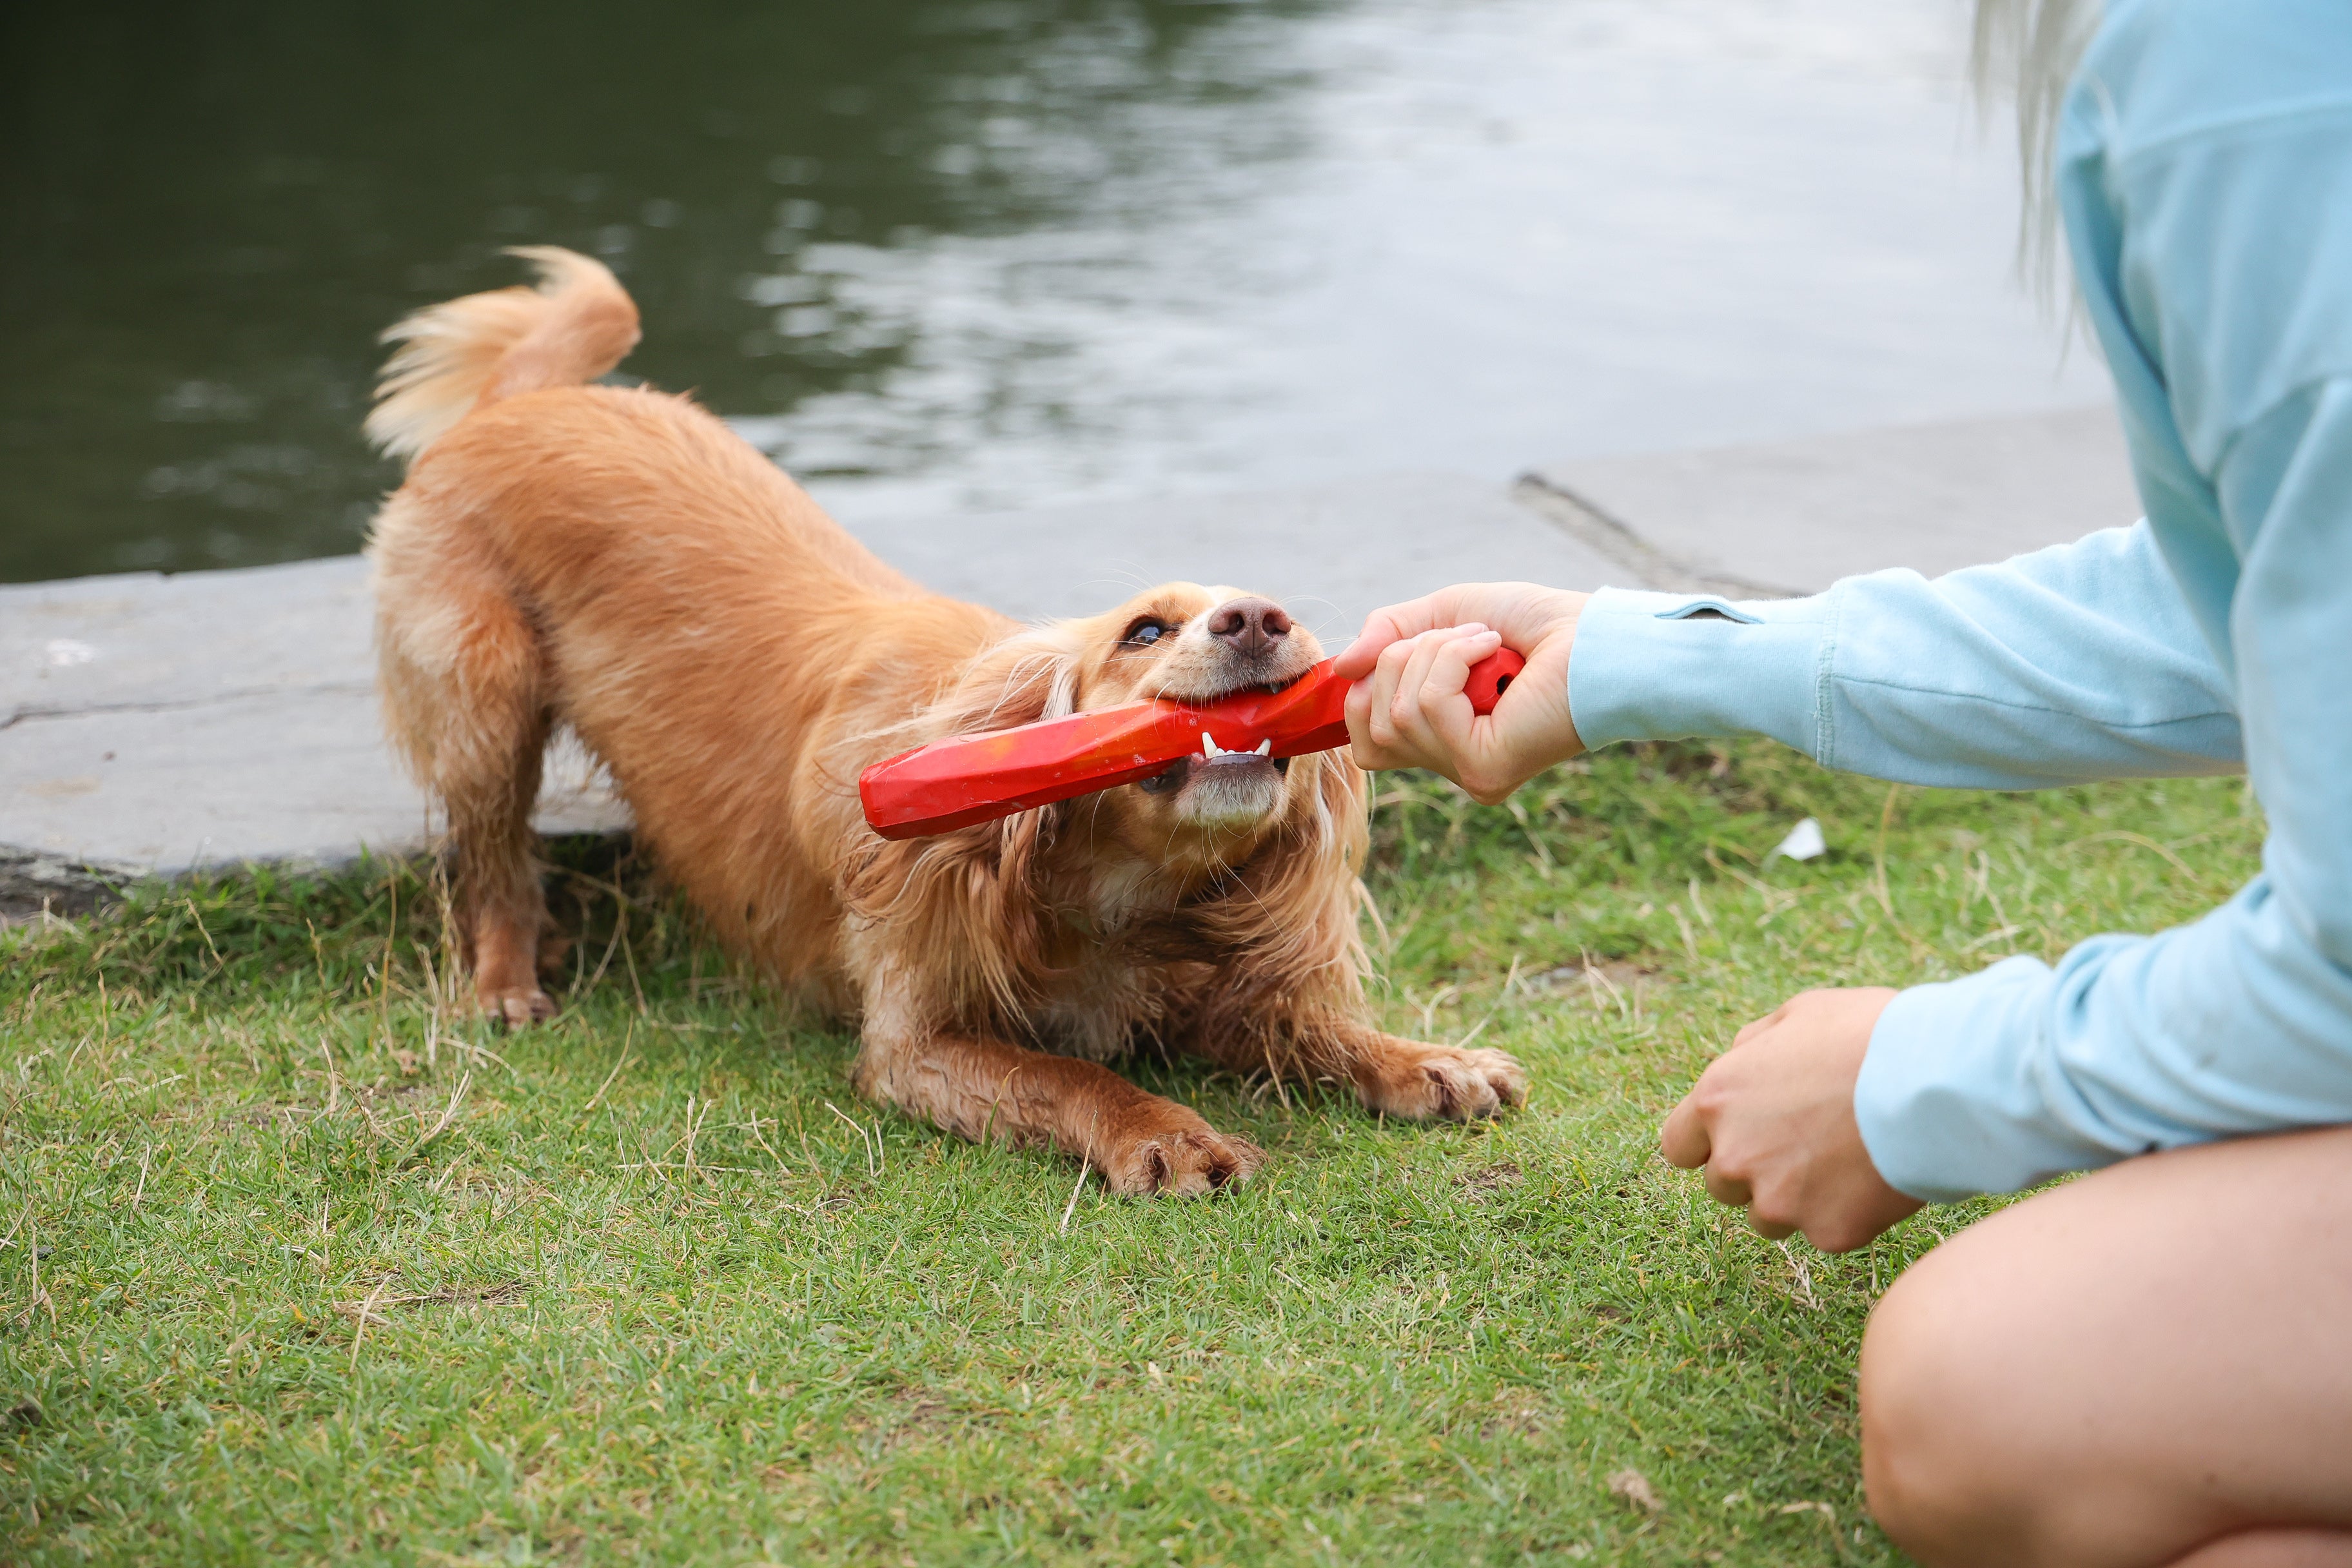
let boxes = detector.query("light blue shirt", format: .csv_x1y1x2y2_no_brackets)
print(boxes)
1565,0,2352,1202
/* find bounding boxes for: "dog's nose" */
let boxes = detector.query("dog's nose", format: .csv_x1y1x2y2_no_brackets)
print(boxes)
1206,597,1292,656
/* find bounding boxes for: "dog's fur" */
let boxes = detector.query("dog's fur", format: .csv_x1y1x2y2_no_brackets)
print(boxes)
364,248,1525,1195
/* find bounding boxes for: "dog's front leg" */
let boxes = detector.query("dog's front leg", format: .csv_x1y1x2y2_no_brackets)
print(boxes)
1194,1015,1526,1122
853,1026,1262,1197
1317,1021,1527,1121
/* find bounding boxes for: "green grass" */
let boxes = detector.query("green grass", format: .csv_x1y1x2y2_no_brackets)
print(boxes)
1,741,2264,1565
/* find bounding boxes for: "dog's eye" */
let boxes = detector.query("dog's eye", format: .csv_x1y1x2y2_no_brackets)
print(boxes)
1122,618,1168,647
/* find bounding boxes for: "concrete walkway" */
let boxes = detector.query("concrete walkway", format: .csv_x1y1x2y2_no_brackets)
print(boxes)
1,406,2132,917
1524,406,2137,596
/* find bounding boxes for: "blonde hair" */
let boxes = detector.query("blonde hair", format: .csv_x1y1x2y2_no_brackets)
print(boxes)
1973,0,2102,298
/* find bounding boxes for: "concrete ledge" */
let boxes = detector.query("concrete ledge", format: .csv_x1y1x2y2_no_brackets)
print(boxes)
1,471,1623,903
1,557,627,895
5,557,376,719
1,845,144,924
1525,406,2136,596
3,411,2140,906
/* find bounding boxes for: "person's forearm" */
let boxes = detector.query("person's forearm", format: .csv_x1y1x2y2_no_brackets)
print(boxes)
1566,525,2242,789
1857,879,2352,1200
1564,589,1827,756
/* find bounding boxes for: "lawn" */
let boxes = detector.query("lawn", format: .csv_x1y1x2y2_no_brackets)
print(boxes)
1,741,2263,1565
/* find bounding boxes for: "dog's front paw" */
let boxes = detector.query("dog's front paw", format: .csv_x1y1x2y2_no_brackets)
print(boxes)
1357,1039,1527,1121
478,983,556,1028
1097,1112,1265,1197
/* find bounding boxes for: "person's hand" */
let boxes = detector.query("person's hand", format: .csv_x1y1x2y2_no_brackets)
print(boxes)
1335,583,1587,803
1661,987,1923,1253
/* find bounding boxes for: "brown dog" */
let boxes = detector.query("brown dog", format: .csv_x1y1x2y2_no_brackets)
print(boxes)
364,248,1525,1194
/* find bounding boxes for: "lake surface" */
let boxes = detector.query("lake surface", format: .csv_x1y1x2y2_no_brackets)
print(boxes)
2,0,2107,584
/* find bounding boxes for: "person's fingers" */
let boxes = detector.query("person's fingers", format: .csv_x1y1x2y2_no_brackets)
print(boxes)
1424,632,1502,790
1363,636,1420,753
1343,668,1380,760
1357,634,1464,768
1335,605,1415,681
1384,631,1455,755
1390,628,1489,770
1703,1165,1752,1208
1387,625,1485,720
1749,1213,1798,1241
1351,627,1453,765
1335,591,1462,678
1420,628,1505,787
1730,1002,1790,1050
1420,629,1502,716
1659,1092,1712,1170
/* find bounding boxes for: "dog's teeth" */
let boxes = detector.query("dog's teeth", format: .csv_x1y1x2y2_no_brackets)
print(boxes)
1196,733,1273,762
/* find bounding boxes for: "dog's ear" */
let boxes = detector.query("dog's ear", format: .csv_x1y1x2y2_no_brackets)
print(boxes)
1139,749,1372,1032
840,808,1060,1022
921,623,1082,738
838,625,1084,1020
1230,749,1371,1006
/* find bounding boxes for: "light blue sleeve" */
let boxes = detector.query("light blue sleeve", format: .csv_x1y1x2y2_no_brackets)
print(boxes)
1857,384,2352,1199
1568,458,2352,1200
1565,520,2242,789
1850,0,2352,1202
1569,0,2352,1202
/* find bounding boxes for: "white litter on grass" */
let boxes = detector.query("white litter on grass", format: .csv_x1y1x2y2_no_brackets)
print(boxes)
1768,816,1827,863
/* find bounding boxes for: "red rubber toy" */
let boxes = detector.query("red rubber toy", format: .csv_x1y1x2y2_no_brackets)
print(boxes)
859,648,1525,839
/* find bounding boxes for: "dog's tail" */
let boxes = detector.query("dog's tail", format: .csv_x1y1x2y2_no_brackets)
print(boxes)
364,246,641,463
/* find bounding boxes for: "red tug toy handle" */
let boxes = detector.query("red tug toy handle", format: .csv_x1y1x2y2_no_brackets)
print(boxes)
859,647,1526,840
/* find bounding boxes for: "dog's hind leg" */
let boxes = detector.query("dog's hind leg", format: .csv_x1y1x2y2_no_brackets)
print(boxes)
371,498,557,1025
437,707,556,1028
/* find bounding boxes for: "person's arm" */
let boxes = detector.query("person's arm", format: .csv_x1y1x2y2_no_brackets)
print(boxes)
1565,519,2243,789
1643,431,2352,1219
1680,14,2352,1201
1855,380,2352,1199
1366,2,2352,1237
1832,0,2352,1206
1337,521,2242,805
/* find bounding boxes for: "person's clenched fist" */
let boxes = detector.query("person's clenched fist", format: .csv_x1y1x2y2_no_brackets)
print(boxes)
1660,986,1923,1253
1337,583,1587,802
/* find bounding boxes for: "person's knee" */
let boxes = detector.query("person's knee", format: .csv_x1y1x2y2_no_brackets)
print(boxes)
1860,1255,2041,1567
1860,1273,1965,1560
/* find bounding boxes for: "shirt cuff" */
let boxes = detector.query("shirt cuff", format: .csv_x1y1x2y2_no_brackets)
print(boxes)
1565,587,1834,757
1854,959,2117,1203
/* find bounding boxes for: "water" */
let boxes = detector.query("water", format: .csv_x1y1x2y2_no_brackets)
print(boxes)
1,0,2106,585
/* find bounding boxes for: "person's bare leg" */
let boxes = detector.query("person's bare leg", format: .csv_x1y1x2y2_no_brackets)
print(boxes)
2171,1532,2352,1567
1861,1125,2352,1568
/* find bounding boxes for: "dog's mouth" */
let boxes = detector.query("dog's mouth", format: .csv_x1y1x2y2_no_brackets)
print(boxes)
1137,728,1293,826
1137,747,1291,798
1131,638,1313,821
1146,649,1317,707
